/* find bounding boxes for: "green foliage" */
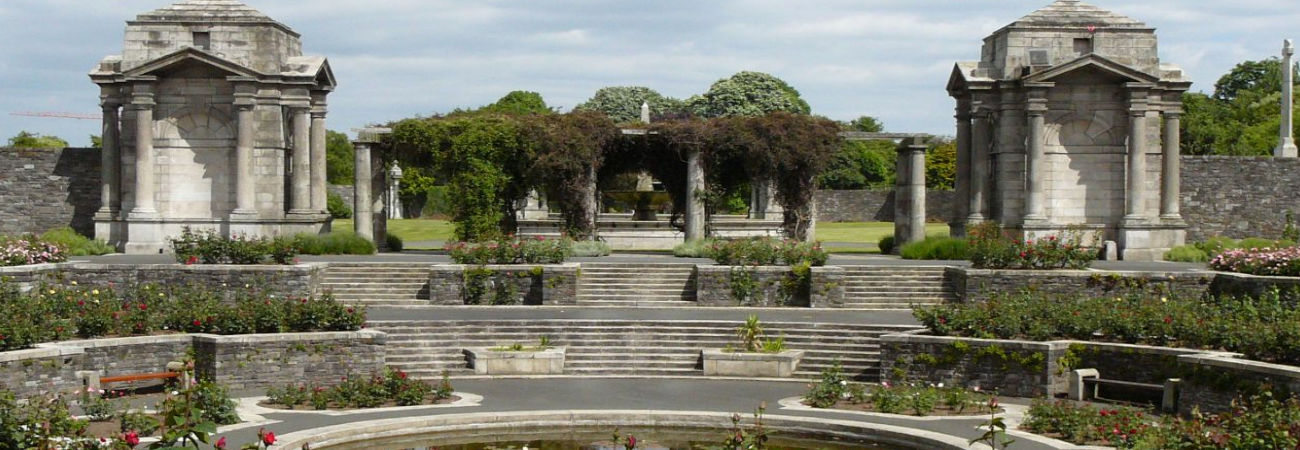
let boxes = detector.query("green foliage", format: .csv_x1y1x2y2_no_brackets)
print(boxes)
735,315,765,352
570,240,611,257
482,90,552,115
325,130,355,185
878,235,896,254
1163,244,1210,263
1181,58,1298,156
728,266,759,305
264,368,445,410
1285,211,1300,242
574,86,686,123
966,222,1097,270
90,135,102,148
705,237,828,266
385,233,404,252
803,361,847,408
817,140,896,190
526,111,620,239
925,139,956,190
672,239,711,257
326,191,352,219
292,232,375,255
192,379,239,425
1210,246,1300,276
689,71,811,118
168,227,300,264
39,227,114,256
446,236,572,264
841,115,884,132
6,131,68,148
899,236,969,260
0,234,68,266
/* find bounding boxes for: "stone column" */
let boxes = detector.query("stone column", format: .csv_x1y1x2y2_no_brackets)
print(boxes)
129,85,157,218
966,108,991,223
1278,39,1298,157
1024,95,1048,223
1124,92,1149,221
388,164,403,220
1160,111,1182,220
97,99,121,217
289,106,312,215
353,142,373,241
893,139,928,249
232,101,257,216
951,100,972,235
685,148,706,241
310,101,329,213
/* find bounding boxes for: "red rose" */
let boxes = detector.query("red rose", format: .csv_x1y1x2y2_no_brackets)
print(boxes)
192,319,202,327
138,303,147,311
123,431,140,445
186,255,198,265
261,429,276,445
215,436,227,450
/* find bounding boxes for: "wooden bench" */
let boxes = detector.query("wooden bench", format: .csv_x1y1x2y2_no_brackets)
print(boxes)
78,361,189,391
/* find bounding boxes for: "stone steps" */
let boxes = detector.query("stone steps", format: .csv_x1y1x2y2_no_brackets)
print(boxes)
576,263,698,306
319,263,433,308
839,266,956,309
369,320,911,381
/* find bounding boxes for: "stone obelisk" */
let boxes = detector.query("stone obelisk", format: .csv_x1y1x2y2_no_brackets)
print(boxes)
1278,39,1298,158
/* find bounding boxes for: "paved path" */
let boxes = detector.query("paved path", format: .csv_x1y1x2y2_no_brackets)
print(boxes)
366,306,923,326
213,378,1065,450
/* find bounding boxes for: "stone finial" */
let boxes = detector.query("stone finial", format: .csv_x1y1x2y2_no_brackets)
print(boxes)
1285,39,1295,57
640,102,651,124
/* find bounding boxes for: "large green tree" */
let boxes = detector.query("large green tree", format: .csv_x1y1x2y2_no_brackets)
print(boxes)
7,131,68,148
688,71,812,118
325,130,355,185
481,91,552,115
574,86,686,123
1182,57,1298,156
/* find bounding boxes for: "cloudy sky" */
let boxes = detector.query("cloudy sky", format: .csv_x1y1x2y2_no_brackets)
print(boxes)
1,0,1297,146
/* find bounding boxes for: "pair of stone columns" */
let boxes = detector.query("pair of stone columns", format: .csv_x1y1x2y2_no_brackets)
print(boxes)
286,102,329,216
1122,87,1182,223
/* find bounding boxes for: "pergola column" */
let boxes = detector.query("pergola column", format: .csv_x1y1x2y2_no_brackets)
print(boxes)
1024,88,1050,223
97,98,121,217
1160,110,1182,220
894,138,927,250
684,148,706,241
354,142,374,241
1124,87,1150,222
310,94,329,213
129,83,157,218
966,107,992,224
232,99,257,216
289,105,312,215
951,99,971,234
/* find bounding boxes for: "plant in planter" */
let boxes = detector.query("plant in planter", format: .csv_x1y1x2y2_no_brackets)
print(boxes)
704,316,804,377
466,337,566,375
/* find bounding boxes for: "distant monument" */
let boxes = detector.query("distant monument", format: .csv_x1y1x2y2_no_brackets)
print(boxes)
90,0,336,254
947,0,1191,261
1278,39,1297,158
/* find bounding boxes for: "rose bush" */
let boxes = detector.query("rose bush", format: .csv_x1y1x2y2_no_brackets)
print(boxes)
446,235,572,264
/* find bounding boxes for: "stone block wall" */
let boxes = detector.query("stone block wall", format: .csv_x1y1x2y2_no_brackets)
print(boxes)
1208,272,1300,302
880,331,1071,398
34,262,323,301
0,147,100,237
809,266,844,308
696,265,808,307
1181,156,1300,241
64,335,194,379
428,265,464,305
428,264,578,306
1177,354,1300,415
0,348,81,399
1066,342,1202,385
814,189,958,223
953,268,1213,303
193,330,387,390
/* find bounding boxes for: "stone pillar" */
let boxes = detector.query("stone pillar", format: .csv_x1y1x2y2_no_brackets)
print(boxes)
685,148,706,241
951,100,972,235
289,106,312,215
1161,111,1183,220
1278,39,1298,158
310,99,329,213
1024,93,1048,223
354,142,373,241
232,101,257,216
894,139,927,250
388,164,403,220
1124,96,1149,221
97,99,121,217
966,108,991,224
129,85,157,218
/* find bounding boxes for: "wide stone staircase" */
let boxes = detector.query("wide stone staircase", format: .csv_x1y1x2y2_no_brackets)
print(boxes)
576,263,697,307
319,263,431,307
840,266,956,309
369,319,918,381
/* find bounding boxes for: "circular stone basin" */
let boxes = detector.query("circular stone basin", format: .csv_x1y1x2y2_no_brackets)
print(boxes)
271,411,974,450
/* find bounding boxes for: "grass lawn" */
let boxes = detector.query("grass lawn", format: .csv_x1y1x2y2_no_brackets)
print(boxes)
815,222,950,244
331,218,454,245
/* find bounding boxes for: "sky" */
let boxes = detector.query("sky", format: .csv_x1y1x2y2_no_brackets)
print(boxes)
1,0,1298,147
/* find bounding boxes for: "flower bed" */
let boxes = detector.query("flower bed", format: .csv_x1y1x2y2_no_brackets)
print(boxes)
704,237,828,266
0,280,363,352
263,369,455,410
967,222,1096,270
1022,394,1300,449
1210,246,1300,276
914,289,1300,365
803,363,994,416
446,236,572,264
170,227,298,265
1,235,66,267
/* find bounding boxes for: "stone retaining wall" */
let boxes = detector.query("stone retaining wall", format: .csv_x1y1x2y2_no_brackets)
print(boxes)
695,266,808,307
809,266,844,308
951,268,1214,302
2,262,323,299
880,331,1070,398
0,147,100,237
1208,272,1300,302
1181,156,1300,241
0,331,386,398
814,189,958,223
428,264,579,306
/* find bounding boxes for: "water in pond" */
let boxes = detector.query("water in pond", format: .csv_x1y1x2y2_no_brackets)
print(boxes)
336,427,909,450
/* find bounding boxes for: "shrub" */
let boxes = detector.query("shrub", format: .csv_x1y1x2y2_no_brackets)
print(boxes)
1163,244,1210,263
966,222,1096,270
326,191,352,219
705,237,828,266
39,227,114,256
878,235,895,254
385,233,404,252
899,236,968,260
571,240,612,257
673,239,712,258
265,368,447,410
192,379,239,425
1210,246,1300,276
168,227,299,264
293,232,375,255
803,361,846,408
0,235,66,267
446,236,571,264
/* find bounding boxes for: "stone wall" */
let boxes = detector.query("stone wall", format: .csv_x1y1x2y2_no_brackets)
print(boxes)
1208,272,1300,302
880,331,1071,398
695,265,808,307
1181,156,1300,241
814,189,958,223
1177,354,1300,415
20,262,324,300
952,268,1213,302
809,266,844,308
64,335,194,380
428,264,579,306
194,330,387,390
0,147,100,236
0,348,81,399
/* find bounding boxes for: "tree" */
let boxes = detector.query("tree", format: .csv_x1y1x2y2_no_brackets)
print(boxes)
925,139,957,190
818,140,896,190
481,91,552,115
574,86,686,123
842,116,884,133
1181,57,1297,156
688,71,812,118
7,131,68,148
325,130,355,185
90,135,102,148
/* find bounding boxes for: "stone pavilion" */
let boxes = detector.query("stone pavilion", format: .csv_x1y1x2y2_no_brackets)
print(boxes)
947,0,1192,261
89,0,335,254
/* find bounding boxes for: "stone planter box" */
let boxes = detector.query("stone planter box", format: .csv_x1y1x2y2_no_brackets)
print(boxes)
464,347,566,375
701,349,804,377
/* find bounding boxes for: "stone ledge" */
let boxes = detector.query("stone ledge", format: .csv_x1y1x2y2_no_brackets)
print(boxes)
192,330,386,345
464,347,566,375
1179,353,1300,378
702,349,804,377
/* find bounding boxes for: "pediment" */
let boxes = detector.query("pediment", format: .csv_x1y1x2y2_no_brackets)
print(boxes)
123,47,260,78
1023,54,1158,84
